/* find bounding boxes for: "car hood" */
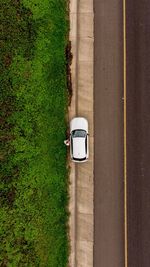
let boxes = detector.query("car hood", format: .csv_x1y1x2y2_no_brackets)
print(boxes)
73,138,86,159
70,117,88,132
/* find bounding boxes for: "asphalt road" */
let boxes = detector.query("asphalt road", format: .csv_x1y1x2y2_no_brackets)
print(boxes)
126,1,150,266
94,1,124,266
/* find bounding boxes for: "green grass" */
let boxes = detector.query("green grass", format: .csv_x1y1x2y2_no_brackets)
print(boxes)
0,0,69,266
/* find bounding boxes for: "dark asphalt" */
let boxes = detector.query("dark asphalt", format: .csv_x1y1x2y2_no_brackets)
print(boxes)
94,1,124,266
126,1,150,266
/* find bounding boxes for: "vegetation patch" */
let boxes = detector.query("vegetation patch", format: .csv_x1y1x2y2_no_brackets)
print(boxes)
0,0,69,266
66,41,73,105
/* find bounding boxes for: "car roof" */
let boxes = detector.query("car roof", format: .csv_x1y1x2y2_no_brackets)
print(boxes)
72,137,86,159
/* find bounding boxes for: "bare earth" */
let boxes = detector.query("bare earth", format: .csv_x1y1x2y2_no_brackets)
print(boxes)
69,1,94,266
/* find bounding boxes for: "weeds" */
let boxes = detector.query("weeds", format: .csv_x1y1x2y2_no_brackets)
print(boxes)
0,0,69,266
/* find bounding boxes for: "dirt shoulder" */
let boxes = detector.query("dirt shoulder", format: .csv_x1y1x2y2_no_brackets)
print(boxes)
69,0,94,266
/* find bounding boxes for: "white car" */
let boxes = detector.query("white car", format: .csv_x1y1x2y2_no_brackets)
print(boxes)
70,117,89,162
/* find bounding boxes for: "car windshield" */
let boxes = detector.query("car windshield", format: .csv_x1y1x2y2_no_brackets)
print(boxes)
72,130,86,138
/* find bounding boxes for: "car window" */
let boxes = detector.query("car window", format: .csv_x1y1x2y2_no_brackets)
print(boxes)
72,130,86,138
71,136,73,154
85,136,87,154
73,157,86,161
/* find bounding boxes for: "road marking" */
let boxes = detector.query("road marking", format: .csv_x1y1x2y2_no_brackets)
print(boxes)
123,0,128,266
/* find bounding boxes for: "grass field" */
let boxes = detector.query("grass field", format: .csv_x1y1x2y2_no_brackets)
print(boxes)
0,0,69,266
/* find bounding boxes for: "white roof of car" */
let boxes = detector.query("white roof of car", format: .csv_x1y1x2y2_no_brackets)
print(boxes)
72,138,86,159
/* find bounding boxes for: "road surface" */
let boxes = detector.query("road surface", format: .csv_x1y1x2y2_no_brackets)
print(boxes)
94,1,124,266
94,0,150,266
126,0,150,266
